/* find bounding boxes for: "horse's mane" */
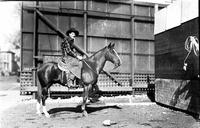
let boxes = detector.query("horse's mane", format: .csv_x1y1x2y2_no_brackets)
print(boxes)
88,46,107,59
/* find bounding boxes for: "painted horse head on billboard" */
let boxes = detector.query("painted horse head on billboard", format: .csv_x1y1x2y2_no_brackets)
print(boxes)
183,36,199,79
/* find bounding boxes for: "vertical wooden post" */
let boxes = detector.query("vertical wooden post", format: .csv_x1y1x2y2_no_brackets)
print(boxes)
154,4,159,14
20,3,23,73
83,0,87,52
131,1,135,96
33,1,39,89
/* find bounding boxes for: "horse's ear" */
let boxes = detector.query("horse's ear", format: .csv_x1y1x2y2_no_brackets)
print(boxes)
108,42,115,49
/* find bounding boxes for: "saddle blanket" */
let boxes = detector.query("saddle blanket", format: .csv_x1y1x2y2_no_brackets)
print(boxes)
58,57,82,79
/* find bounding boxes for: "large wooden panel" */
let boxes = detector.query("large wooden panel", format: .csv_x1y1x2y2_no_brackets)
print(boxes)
38,35,59,51
88,37,131,53
61,1,83,10
22,10,34,32
155,17,199,115
58,16,70,34
70,16,84,36
22,50,33,70
74,37,84,50
21,1,157,91
87,37,107,52
107,39,131,54
39,2,60,9
155,79,200,115
88,1,107,12
106,20,131,38
135,21,154,40
135,40,154,54
149,56,155,72
88,18,107,37
118,55,131,73
38,14,57,34
135,55,149,72
109,2,131,15
134,4,154,17
155,18,199,79
134,40,154,73
88,18,131,38
22,34,33,49
22,1,36,7
134,55,154,73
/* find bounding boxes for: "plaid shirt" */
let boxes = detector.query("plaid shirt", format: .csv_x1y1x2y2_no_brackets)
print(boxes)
61,37,78,59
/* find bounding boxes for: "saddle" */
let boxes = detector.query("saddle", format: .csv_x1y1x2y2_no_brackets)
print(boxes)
58,56,82,79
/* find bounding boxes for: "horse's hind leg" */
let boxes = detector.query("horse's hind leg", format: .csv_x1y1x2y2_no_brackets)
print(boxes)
41,86,50,118
36,81,42,116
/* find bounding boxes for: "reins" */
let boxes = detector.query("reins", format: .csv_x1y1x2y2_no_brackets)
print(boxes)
82,59,98,75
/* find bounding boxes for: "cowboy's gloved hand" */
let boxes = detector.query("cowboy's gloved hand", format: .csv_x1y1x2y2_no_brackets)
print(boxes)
77,55,83,60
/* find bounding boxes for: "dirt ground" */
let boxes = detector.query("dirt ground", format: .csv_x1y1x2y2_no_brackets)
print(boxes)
0,76,200,128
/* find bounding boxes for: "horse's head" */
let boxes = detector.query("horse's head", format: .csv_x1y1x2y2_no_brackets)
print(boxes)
183,36,199,71
105,42,122,69
185,36,199,56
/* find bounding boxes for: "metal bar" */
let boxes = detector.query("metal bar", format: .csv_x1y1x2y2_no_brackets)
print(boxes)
35,9,122,86
33,2,39,87
23,6,156,21
102,71,123,86
83,0,87,52
20,3,23,72
131,0,135,96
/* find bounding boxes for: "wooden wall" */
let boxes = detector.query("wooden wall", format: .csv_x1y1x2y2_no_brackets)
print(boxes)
21,1,162,88
155,18,199,79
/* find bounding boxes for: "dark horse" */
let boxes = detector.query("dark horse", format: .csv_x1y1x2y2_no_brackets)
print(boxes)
36,42,121,118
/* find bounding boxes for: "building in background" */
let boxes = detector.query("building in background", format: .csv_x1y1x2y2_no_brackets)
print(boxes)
0,51,19,76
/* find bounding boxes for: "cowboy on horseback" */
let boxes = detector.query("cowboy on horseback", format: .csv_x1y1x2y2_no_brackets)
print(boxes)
60,28,84,87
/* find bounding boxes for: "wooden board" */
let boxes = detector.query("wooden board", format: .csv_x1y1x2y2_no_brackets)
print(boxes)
155,79,200,114
155,17,199,114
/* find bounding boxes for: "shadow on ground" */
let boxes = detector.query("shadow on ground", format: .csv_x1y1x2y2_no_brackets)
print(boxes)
48,105,121,115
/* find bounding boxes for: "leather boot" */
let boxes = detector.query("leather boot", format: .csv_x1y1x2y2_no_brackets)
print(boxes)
62,57,66,63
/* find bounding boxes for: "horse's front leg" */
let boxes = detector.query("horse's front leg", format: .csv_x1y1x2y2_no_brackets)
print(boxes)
36,87,42,116
41,87,50,118
81,84,92,117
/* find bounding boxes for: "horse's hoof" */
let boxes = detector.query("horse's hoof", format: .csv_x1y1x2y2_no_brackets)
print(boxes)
82,111,88,117
45,113,51,118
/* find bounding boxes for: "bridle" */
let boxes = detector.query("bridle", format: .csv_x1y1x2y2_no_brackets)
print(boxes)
82,59,98,75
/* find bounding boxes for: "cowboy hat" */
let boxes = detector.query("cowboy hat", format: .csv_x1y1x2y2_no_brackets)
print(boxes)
66,28,79,36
